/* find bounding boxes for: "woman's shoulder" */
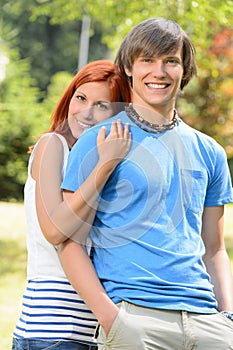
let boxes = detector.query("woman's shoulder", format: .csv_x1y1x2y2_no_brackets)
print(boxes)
35,132,68,152
30,133,68,168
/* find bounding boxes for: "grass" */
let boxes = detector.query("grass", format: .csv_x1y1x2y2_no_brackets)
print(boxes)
0,201,233,349
0,202,27,350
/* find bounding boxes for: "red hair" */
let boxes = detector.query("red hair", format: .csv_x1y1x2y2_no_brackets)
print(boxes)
49,60,132,133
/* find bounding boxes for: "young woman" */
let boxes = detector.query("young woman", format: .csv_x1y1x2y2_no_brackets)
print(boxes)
12,60,132,350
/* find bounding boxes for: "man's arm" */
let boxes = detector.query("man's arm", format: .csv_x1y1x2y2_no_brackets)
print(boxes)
202,205,233,312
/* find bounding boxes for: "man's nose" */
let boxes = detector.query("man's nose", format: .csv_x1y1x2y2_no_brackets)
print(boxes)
151,61,166,77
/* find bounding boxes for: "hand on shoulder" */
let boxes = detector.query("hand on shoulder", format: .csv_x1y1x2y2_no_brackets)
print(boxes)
97,119,131,168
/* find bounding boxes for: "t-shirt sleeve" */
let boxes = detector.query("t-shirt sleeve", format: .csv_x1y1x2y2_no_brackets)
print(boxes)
61,129,99,192
204,144,233,206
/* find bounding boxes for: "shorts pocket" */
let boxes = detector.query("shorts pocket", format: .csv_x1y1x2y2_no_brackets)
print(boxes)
11,339,64,350
106,306,125,342
97,303,125,345
218,312,233,329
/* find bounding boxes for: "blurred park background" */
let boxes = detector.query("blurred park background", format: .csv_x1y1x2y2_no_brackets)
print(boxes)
0,0,233,348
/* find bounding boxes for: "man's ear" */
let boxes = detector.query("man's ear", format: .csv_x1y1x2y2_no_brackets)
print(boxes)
124,66,132,77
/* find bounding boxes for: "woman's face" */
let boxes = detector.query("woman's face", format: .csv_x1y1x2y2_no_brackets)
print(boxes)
68,81,113,139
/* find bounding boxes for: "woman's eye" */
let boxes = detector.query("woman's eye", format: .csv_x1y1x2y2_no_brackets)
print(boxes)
96,102,111,110
76,95,86,101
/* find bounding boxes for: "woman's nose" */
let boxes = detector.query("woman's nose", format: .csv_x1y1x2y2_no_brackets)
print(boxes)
83,106,94,120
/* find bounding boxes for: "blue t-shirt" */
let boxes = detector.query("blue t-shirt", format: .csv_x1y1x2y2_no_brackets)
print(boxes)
62,111,233,313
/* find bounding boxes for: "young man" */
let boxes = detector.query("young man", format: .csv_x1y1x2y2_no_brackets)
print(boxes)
61,18,233,349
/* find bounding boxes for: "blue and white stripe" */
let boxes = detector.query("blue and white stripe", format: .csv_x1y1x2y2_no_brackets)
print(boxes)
13,279,97,344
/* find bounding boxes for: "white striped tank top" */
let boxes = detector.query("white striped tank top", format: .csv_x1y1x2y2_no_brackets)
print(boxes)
13,279,97,343
13,133,97,344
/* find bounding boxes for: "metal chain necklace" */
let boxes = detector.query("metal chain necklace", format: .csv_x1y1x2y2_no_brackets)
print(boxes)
125,103,178,134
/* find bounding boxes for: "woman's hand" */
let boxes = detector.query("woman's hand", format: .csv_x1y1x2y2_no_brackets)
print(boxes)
98,303,120,337
97,120,131,168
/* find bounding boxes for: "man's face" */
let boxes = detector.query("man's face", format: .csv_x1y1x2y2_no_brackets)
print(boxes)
125,47,184,113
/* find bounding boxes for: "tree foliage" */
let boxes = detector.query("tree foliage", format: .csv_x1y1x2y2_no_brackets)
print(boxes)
1,0,233,200
179,27,233,156
1,0,110,92
0,46,42,200
31,0,233,156
0,45,74,201
30,0,233,48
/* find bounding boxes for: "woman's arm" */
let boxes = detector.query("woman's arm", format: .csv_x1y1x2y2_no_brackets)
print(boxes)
202,205,233,312
58,239,119,335
33,121,131,245
32,134,68,244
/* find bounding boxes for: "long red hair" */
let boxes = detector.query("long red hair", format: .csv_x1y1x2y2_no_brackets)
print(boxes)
49,59,132,133
28,60,132,152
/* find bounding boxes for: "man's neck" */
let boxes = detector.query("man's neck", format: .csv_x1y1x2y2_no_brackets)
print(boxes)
132,103,175,124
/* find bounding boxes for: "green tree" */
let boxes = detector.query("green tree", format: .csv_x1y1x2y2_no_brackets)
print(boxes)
1,0,233,200
0,45,42,201
30,0,233,157
1,0,110,92
0,44,76,201
178,27,233,157
41,70,73,126
30,0,233,50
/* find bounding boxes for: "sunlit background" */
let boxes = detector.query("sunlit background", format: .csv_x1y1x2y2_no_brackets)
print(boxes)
0,1,233,348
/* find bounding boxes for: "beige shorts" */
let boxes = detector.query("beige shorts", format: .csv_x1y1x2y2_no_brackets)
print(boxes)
96,301,233,350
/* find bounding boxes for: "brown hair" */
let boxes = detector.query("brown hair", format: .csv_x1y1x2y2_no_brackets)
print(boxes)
115,18,197,90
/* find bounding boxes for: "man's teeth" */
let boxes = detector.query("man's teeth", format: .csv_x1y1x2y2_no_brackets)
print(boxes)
147,83,167,89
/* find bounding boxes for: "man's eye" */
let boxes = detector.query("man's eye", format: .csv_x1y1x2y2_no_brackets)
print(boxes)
143,58,152,63
166,59,179,64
